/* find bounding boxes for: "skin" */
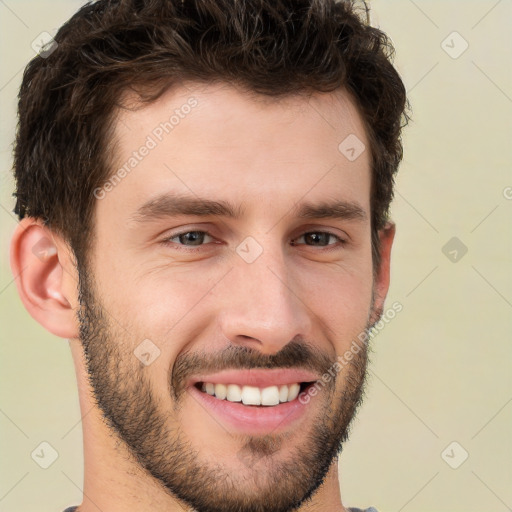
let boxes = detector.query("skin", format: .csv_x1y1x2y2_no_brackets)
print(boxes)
10,82,395,512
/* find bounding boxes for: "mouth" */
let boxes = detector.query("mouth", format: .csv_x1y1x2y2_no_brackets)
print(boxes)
186,369,320,434
194,381,315,406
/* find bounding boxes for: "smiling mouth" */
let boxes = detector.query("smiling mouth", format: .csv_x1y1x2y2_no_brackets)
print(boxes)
194,381,315,407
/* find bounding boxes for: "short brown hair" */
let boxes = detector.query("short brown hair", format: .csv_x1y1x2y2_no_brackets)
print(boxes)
13,0,409,270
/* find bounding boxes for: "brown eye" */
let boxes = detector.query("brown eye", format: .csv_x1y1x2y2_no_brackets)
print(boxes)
291,232,346,247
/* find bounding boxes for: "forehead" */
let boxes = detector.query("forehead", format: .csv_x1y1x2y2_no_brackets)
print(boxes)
101,82,371,226
115,82,368,155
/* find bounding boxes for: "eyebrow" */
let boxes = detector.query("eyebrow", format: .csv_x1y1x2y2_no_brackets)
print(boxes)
130,193,367,224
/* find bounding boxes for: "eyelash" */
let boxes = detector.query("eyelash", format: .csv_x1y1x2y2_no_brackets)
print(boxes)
161,229,347,252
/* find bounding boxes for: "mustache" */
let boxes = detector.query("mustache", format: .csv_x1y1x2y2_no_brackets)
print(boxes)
170,339,336,400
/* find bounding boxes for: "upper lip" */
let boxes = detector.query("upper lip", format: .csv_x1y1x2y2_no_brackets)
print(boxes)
188,368,319,389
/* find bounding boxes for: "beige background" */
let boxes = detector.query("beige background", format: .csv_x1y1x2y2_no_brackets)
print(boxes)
1,1,511,511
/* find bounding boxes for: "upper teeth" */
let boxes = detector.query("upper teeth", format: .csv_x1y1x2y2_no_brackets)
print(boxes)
201,382,301,406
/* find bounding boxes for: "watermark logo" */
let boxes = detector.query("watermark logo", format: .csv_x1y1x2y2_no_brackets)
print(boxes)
442,237,468,263
441,31,469,59
31,441,59,469
338,134,366,162
134,339,161,366
441,441,469,469
31,32,58,58
236,236,264,263
31,236,57,261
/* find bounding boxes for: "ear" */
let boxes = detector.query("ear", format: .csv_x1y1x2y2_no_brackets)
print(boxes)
9,217,80,339
371,221,396,320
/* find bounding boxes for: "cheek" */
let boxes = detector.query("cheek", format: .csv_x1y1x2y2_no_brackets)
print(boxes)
94,262,221,365
294,261,374,349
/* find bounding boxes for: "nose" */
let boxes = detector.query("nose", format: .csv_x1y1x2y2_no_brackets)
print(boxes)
217,243,312,355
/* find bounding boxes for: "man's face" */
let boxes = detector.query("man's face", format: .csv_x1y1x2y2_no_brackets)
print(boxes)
78,83,384,512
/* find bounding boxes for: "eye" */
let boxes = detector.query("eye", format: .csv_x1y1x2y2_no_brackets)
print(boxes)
161,230,216,249
291,231,346,248
160,229,347,253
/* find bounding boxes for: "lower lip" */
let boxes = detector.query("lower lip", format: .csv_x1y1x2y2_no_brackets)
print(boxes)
188,385,313,435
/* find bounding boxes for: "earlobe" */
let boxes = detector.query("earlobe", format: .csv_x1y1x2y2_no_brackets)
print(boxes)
9,218,80,339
